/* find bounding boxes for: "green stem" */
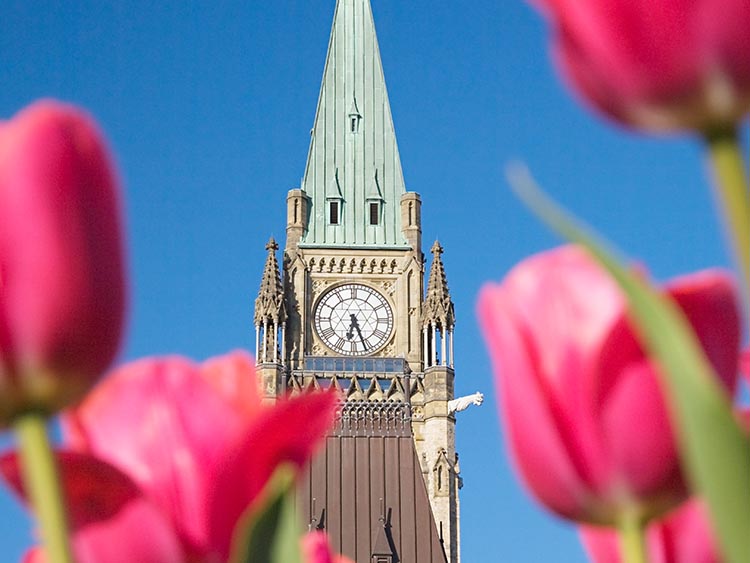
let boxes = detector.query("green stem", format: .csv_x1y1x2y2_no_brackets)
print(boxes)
618,510,649,563
705,129,750,313
15,413,75,563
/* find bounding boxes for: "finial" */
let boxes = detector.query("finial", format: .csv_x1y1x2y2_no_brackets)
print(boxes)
265,237,279,252
431,240,443,255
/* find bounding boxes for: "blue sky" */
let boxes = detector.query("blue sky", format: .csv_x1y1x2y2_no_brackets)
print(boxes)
0,1,737,562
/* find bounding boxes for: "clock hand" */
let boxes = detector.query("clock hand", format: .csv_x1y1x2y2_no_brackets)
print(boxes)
346,314,357,341
355,325,367,349
349,315,367,349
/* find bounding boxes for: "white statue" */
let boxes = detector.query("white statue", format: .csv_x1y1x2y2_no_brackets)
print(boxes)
448,391,484,414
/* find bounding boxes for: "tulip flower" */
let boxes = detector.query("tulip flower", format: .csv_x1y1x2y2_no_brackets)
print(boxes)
530,0,750,134
0,100,125,563
302,531,355,563
580,500,720,563
0,100,125,423
529,1,750,299
1,351,338,563
477,246,739,527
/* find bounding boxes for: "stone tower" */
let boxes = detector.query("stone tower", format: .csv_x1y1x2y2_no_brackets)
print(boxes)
253,1,461,561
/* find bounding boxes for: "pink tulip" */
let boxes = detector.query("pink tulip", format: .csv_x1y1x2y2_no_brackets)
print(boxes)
302,531,355,563
1,351,337,562
581,499,720,563
477,246,739,525
531,0,750,133
0,101,125,424
741,349,749,386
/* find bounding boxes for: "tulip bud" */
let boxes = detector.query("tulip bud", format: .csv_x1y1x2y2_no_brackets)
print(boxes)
0,101,126,424
532,0,750,134
302,531,355,563
580,499,719,563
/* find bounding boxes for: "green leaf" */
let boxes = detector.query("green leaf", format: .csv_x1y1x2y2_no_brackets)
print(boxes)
507,164,750,563
230,465,303,563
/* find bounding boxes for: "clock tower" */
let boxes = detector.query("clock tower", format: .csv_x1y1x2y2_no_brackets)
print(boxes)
254,1,462,562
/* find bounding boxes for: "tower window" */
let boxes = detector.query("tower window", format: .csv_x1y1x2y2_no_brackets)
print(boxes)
369,202,379,225
351,117,357,132
329,201,340,225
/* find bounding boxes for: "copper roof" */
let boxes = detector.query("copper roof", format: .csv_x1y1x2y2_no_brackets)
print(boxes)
296,401,447,563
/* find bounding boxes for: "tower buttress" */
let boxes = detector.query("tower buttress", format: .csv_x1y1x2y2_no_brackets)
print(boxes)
286,188,309,252
400,192,422,253
420,241,459,563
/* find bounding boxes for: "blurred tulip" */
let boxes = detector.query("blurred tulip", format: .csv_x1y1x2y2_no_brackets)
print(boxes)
581,499,720,563
477,246,739,525
531,0,750,133
302,531,355,563
0,100,125,424
741,349,749,385
2,351,337,562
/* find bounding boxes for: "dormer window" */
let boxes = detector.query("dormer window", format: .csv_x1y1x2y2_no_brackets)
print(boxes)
369,202,379,225
326,168,343,225
366,170,384,227
349,97,361,134
329,201,340,225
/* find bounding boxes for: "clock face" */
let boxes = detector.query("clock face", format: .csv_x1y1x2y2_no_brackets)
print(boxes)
314,283,394,356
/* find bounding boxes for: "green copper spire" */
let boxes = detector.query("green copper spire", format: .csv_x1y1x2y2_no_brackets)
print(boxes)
299,0,408,248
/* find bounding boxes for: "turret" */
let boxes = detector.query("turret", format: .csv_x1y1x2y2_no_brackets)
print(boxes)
421,241,455,368
400,192,422,252
253,237,287,398
286,189,309,251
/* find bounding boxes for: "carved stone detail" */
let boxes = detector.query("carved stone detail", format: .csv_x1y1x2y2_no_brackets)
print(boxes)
379,280,395,296
312,278,333,295
254,237,286,324
422,241,454,330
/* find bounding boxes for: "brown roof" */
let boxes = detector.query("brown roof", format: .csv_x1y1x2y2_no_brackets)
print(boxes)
296,401,447,563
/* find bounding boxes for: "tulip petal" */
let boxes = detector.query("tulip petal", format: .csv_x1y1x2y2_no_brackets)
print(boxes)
663,501,720,563
302,531,355,563
498,246,623,390
478,283,601,521
580,500,719,563
665,271,740,394
497,248,624,490
208,391,337,559
597,351,683,508
0,451,183,563
200,350,262,418
62,354,253,553
593,271,739,509
579,525,622,563
302,532,336,563
741,349,749,388
22,548,44,563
